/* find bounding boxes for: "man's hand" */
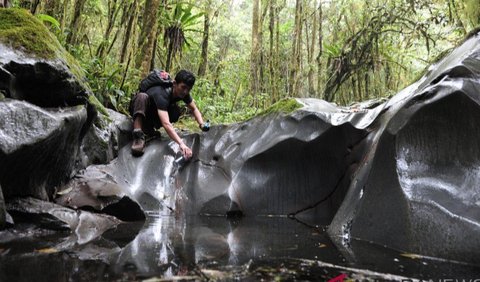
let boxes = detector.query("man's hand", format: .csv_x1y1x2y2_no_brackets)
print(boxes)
180,143,193,159
200,120,210,132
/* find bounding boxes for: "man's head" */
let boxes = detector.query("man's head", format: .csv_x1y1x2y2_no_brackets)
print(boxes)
173,70,196,98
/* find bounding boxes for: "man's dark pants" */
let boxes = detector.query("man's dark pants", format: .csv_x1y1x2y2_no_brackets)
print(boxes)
129,92,181,136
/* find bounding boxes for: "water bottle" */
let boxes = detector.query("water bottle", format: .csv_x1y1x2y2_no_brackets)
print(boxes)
174,155,186,167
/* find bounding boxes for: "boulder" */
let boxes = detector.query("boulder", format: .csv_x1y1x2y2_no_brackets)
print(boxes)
55,166,145,222
0,99,87,200
79,109,132,167
0,184,5,230
75,99,380,220
0,9,101,201
6,197,121,244
327,32,480,263
0,8,89,108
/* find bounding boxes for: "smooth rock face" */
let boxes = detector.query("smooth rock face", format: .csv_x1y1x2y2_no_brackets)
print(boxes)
55,166,145,222
0,185,5,230
79,109,132,167
77,109,368,220
328,33,480,263
0,59,88,107
0,99,87,200
6,197,121,244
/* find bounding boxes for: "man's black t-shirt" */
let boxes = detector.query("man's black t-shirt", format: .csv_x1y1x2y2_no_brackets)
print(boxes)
146,85,193,111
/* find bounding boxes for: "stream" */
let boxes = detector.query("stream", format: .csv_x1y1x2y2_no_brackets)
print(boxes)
1,213,479,281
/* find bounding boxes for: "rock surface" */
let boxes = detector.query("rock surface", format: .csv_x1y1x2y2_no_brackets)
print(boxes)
79,109,132,168
74,32,480,264
0,100,88,200
55,166,145,222
6,197,121,244
0,184,5,230
0,9,89,108
326,33,480,263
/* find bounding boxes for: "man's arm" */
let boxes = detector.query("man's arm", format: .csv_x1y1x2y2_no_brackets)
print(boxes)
187,101,205,127
158,109,192,158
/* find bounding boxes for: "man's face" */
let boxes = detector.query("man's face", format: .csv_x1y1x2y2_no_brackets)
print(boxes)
173,81,192,98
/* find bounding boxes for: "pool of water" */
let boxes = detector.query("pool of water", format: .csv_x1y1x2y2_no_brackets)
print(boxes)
0,214,479,281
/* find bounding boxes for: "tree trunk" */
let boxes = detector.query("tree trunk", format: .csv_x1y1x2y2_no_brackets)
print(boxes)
120,0,138,64
250,0,260,106
96,0,124,59
198,12,210,77
150,26,162,70
307,0,317,96
449,0,467,35
316,0,323,97
269,0,276,103
60,0,70,33
258,1,268,99
66,0,87,47
289,0,303,97
275,2,283,99
136,0,161,77
0,0,12,8
41,0,56,16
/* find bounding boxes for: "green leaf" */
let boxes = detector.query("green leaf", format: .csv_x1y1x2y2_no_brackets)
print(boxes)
324,43,341,57
36,14,60,30
109,94,118,110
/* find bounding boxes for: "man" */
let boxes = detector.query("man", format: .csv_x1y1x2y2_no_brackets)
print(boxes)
129,70,209,157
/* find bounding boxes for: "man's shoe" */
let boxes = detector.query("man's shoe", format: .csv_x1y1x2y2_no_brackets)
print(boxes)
131,129,146,157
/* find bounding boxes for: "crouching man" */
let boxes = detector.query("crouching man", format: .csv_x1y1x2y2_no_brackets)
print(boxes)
129,70,209,157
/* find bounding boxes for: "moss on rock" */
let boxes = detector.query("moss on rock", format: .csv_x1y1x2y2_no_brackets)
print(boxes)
0,8,85,81
89,95,110,119
260,98,302,116
0,8,62,59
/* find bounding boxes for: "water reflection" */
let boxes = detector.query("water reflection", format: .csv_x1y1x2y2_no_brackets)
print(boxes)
110,215,341,279
1,215,479,281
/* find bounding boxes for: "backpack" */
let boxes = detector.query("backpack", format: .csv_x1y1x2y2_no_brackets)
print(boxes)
138,69,173,92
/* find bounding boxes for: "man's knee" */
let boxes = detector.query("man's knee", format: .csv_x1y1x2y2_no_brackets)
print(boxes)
134,92,149,103
130,92,149,116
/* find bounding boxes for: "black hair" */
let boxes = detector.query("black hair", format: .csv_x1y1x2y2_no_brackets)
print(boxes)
175,70,196,87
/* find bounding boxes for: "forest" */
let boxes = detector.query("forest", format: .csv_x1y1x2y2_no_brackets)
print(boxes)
6,0,480,125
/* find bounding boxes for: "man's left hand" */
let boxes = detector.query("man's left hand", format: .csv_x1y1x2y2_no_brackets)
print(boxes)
200,120,210,132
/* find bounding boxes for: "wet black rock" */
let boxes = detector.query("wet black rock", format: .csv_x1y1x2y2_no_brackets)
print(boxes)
6,197,121,244
0,10,98,201
328,33,480,263
55,166,145,222
77,99,380,220
0,9,89,108
0,184,5,230
0,100,87,200
79,109,132,168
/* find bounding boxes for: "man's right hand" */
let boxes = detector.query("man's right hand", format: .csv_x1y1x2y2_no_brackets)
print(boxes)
180,143,192,159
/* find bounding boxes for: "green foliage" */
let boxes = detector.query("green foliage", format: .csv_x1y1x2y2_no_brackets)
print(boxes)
81,56,139,114
164,3,204,70
188,78,258,125
8,0,475,126
36,14,60,30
